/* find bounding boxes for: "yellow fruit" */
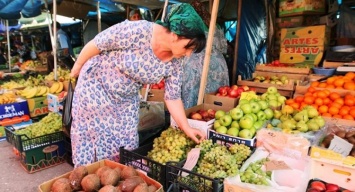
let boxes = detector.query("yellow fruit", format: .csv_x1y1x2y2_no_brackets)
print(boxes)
55,82,64,94
49,82,60,94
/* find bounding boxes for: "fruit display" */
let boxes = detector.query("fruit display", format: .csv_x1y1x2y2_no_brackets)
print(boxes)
147,127,195,164
189,108,216,122
18,86,49,99
1,81,25,89
253,74,289,85
15,112,62,139
268,105,325,134
50,165,159,192
239,158,271,186
320,130,355,157
215,85,253,98
259,60,293,67
287,87,355,120
260,86,287,109
307,179,352,192
310,72,355,90
0,92,17,105
45,67,75,82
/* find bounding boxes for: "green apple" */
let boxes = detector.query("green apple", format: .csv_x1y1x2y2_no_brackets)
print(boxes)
238,129,253,139
214,120,222,129
229,107,244,120
239,99,249,105
268,100,278,108
220,114,233,127
253,120,264,130
249,127,256,137
258,100,269,110
215,110,226,120
294,111,309,122
251,113,258,122
216,126,228,134
264,108,274,120
256,111,267,121
277,96,287,104
267,94,277,101
240,103,252,114
244,114,256,122
231,121,240,129
267,87,278,95
227,127,239,136
261,93,268,100
239,116,254,129
250,101,261,113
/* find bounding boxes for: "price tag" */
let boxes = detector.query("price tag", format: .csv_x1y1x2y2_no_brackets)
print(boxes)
264,160,290,171
181,148,200,177
328,135,353,157
240,92,258,101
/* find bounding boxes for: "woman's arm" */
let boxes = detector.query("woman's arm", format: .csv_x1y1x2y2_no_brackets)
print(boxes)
165,99,205,143
70,40,100,77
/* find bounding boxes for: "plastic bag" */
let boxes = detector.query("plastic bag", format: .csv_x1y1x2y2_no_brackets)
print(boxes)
62,79,74,134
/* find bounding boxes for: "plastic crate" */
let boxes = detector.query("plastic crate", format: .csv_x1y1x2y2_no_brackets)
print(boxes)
120,143,172,190
5,127,64,152
165,137,255,192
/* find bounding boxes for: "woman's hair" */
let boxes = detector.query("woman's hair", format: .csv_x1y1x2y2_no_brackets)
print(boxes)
179,33,206,53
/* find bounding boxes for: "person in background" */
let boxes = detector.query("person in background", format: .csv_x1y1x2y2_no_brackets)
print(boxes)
47,22,75,73
69,3,206,167
181,0,229,108
14,41,31,63
129,9,142,21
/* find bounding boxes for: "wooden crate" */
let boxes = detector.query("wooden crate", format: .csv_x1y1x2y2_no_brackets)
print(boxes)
237,75,294,98
255,65,311,74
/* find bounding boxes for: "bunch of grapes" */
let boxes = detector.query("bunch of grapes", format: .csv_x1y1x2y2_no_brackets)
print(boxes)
239,158,271,186
229,143,252,165
147,127,195,164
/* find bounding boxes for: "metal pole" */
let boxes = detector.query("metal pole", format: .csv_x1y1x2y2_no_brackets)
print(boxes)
197,0,220,105
231,0,243,84
53,0,57,80
97,1,101,33
6,20,11,72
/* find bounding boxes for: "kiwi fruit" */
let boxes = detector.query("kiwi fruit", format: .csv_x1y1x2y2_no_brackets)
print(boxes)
335,130,346,138
99,185,119,192
51,178,72,192
148,185,158,192
81,174,101,192
100,168,120,186
121,166,138,180
69,165,88,190
121,176,145,192
96,166,112,177
133,183,149,192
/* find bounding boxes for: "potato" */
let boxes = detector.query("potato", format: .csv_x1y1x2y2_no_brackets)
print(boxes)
51,178,71,192
121,176,145,192
69,166,88,190
121,166,138,180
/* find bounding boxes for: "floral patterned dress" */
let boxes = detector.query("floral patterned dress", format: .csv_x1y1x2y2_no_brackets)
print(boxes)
71,20,183,167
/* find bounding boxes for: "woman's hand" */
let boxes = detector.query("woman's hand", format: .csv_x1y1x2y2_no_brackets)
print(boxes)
70,64,81,78
182,127,206,143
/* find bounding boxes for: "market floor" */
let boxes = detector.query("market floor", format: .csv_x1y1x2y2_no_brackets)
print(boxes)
0,141,73,192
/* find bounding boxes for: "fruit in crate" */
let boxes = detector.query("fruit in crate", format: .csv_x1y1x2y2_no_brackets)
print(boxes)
287,88,355,120
49,81,64,94
145,79,165,89
1,81,24,89
239,158,271,186
320,130,355,157
215,85,252,98
306,179,351,192
147,127,195,164
267,105,325,134
260,86,287,108
189,109,216,121
18,86,50,98
253,74,290,85
0,92,17,104
45,67,75,82
310,72,355,90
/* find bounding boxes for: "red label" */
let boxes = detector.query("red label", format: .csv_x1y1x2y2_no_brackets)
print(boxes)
283,47,321,54
33,107,49,116
283,38,319,45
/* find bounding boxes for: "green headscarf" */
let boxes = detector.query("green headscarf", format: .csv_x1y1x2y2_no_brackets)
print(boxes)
156,3,207,37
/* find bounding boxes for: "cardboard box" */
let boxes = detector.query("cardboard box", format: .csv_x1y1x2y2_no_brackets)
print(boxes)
276,15,320,29
319,12,338,27
170,103,233,136
309,147,355,191
141,88,166,109
0,99,31,126
279,0,325,17
47,93,63,113
203,92,239,108
38,159,163,192
255,65,311,74
280,25,330,47
208,129,256,147
280,46,324,66
138,101,165,131
26,96,49,117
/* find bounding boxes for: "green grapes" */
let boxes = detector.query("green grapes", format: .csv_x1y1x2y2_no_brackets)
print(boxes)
147,127,195,165
239,158,271,186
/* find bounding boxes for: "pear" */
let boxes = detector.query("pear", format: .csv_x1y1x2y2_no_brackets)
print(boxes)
313,116,325,128
294,111,309,122
307,119,320,131
280,114,291,122
282,105,294,115
307,108,319,118
296,121,308,132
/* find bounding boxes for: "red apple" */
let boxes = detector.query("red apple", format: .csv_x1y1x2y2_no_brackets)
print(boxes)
230,85,238,90
307,188,321,192
151,84,159,89
218,86,230,96
228,89,239,98
236,87,245,96
199,110,209,120
274,60,280,65
190,112,202,120
207,109,216,118
325,183,339,191
310,181,326,191
157,80,165,89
